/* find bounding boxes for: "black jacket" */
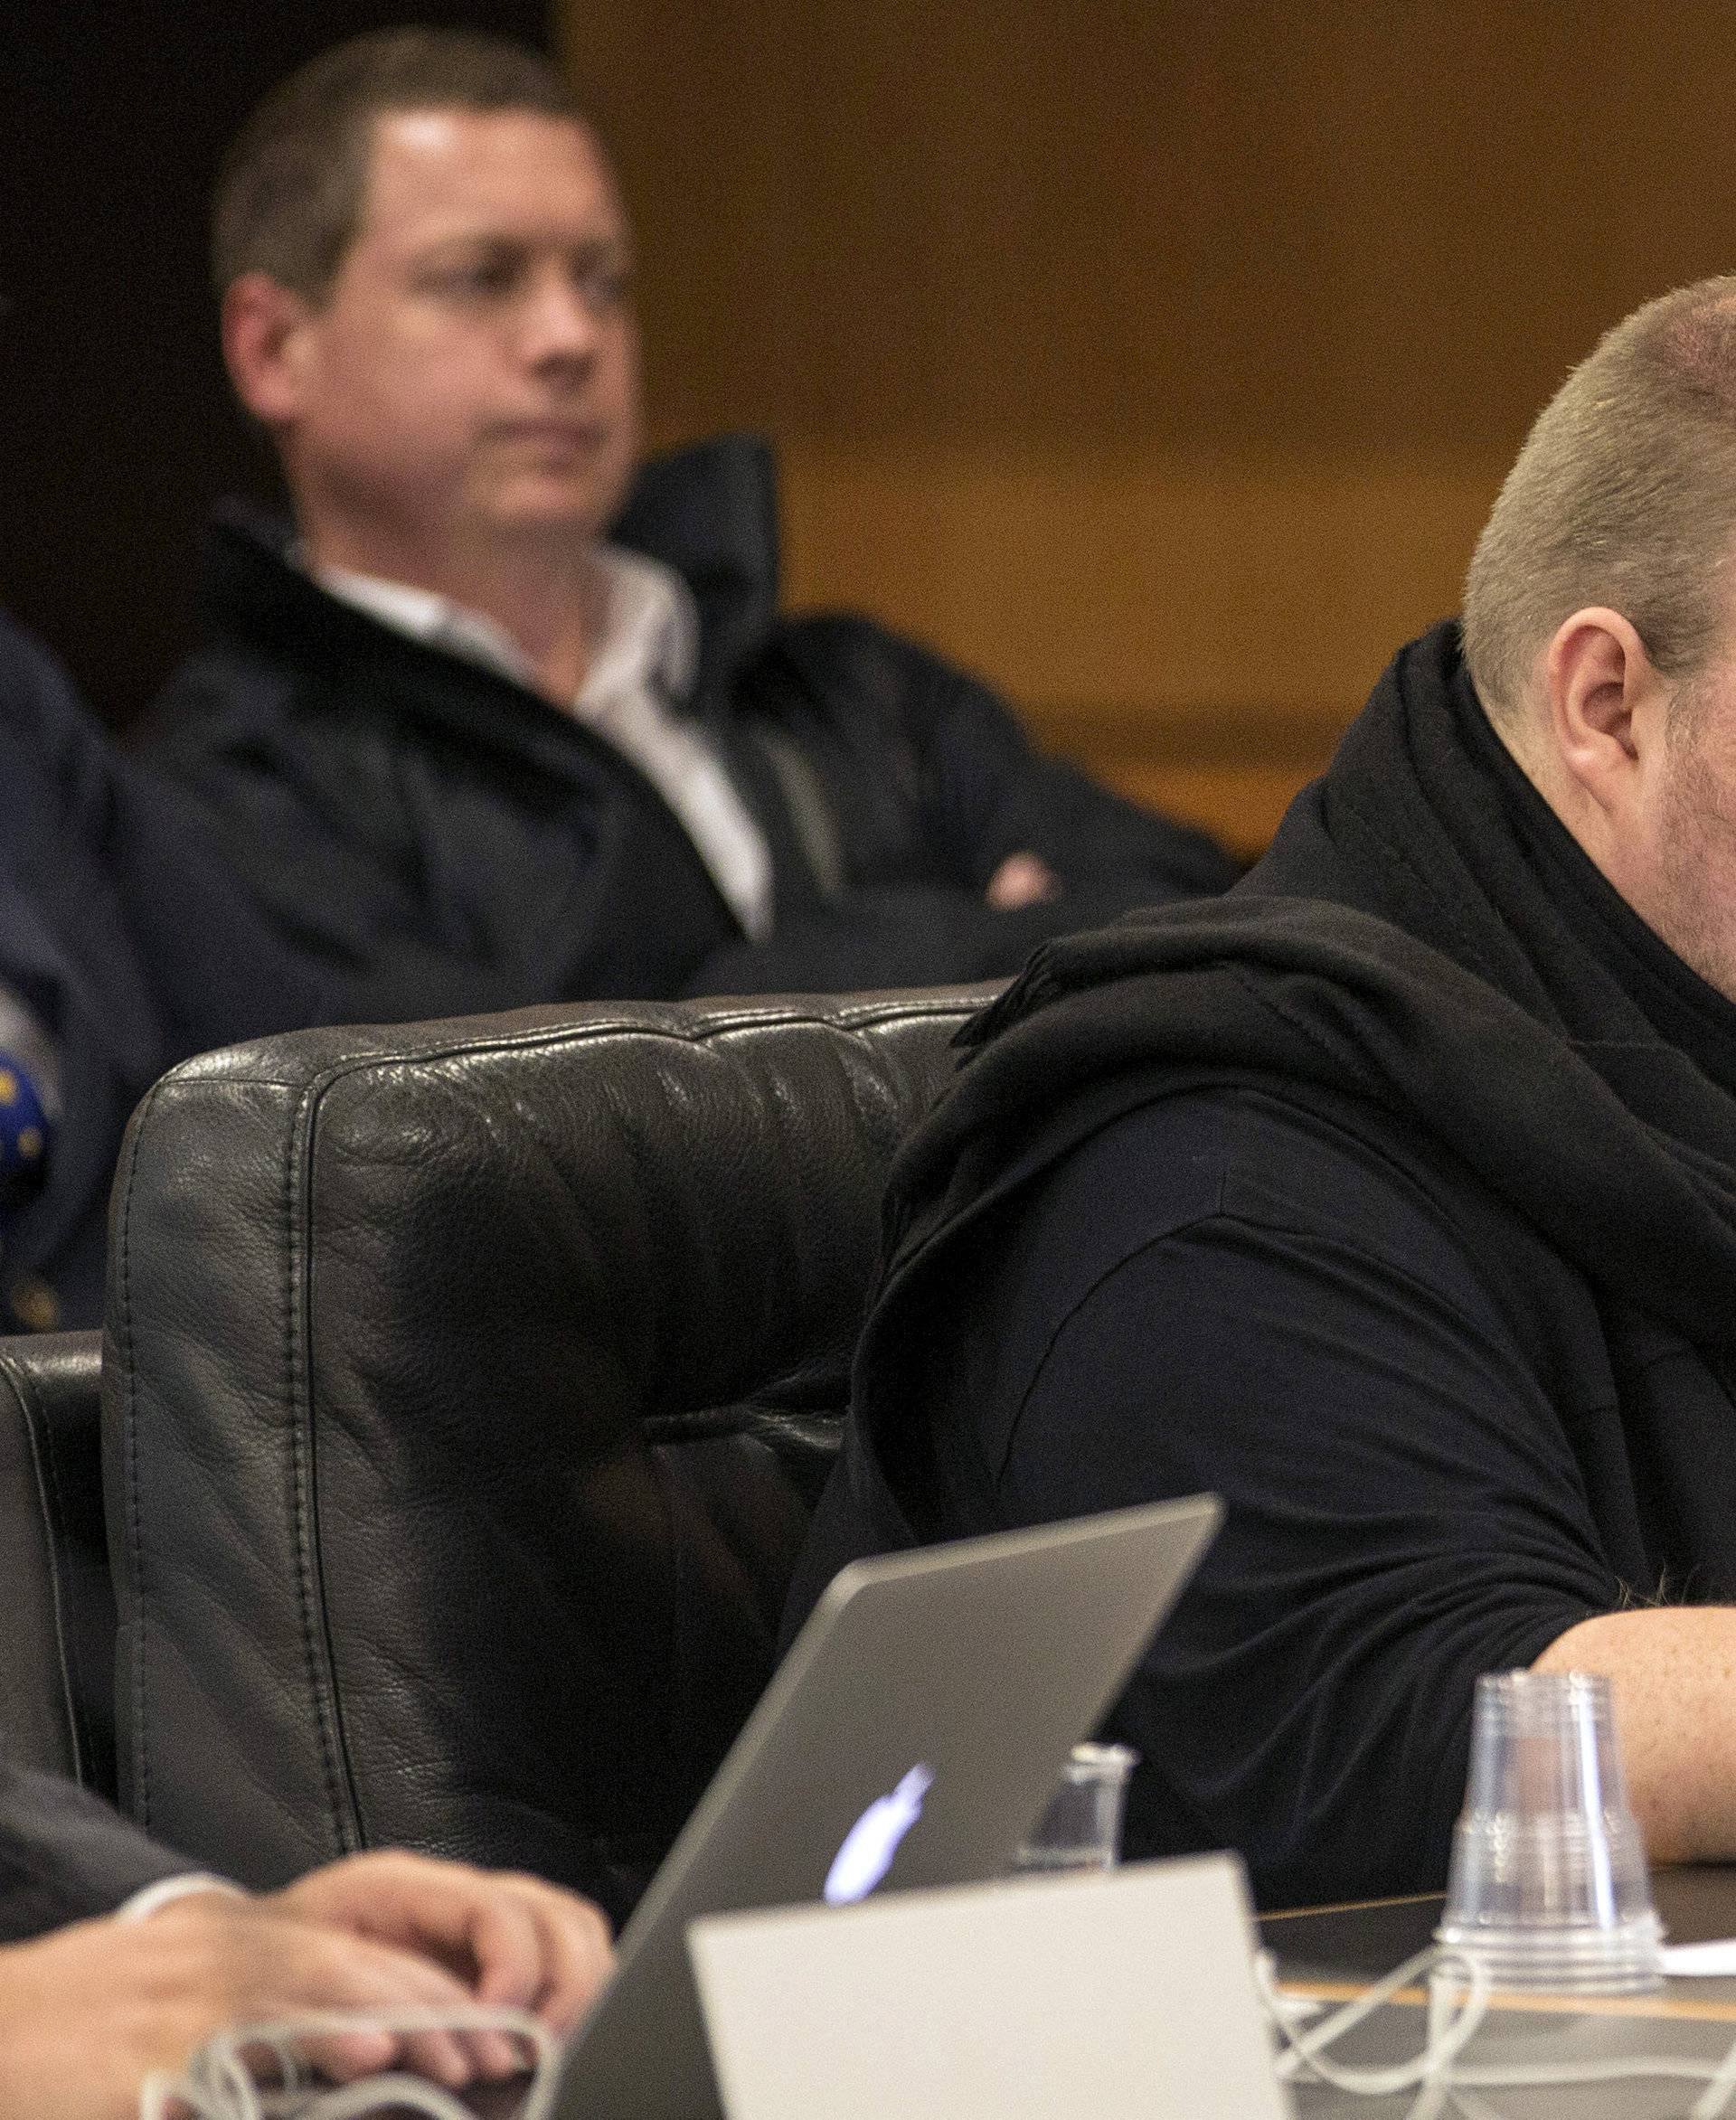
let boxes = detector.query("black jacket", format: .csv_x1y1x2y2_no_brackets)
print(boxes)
790,620,1736,1905
0,616,329,1331
138,437,1237,1022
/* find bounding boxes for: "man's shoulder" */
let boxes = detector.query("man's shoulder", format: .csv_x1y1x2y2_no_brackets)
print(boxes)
872,1071,1573,1542
140,627,430,833
0,612,103,766
152,505,449,740
1010,1078,1554,1349
145,549,502,753
139,638,316,757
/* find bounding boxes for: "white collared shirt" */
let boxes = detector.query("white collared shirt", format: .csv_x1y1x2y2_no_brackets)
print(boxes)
316,547,775,940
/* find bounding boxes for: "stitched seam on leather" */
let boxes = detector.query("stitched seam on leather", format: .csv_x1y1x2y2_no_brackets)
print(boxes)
0,1354,83,1780
116,1083,159,1829
156,994,988,1098
286,1077,359,1855
20,1364,86,1780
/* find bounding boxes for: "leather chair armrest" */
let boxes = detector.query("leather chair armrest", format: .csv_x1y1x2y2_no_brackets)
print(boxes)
0,1331,112,1793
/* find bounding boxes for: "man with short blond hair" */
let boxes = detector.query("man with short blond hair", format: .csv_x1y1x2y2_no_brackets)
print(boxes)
792,274,1736,1906
141,28,1233,1019
1465,277,1736,734
209,28,581,304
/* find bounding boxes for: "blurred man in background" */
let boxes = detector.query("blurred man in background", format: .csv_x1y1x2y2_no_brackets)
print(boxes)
141,28,1235,1022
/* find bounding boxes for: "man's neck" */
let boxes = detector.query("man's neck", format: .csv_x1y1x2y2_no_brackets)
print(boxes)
301,523,609,704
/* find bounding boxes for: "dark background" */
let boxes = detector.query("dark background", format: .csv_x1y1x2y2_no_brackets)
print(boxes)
1,0,551,729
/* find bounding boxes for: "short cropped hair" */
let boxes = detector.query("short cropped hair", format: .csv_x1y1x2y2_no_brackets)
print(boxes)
213,28,588,303
1464,276,1736,725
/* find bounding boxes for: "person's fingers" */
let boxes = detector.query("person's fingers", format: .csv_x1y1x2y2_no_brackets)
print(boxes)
449,1880,544,2005
253,1917,480,2088
367,1861,611,2071
442,1886,546,2078
482,1876,615,2039
274,1852,551,2078
238,2021,396,2086
266,1852,614,2078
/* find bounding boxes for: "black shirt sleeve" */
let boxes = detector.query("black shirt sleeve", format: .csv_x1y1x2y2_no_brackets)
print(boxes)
948,1087,1618,1907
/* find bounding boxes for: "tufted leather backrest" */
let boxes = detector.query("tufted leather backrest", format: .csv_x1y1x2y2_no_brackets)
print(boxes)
0,1331,112,1792
106,987,987,1922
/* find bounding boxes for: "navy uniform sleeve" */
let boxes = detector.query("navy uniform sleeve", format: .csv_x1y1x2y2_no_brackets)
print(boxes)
983,1090,1618,1908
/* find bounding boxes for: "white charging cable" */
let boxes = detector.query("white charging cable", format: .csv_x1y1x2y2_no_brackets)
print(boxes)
1258,1944,1736,2120
1257,1943,1491,2116
147,1944,1736,2120
137,2005,556,2120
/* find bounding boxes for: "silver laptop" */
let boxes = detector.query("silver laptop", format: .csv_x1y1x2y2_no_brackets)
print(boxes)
537,1493,1222,2120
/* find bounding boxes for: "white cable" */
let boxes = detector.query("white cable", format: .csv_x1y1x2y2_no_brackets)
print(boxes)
1258,1941,1736,2119
1456,2056,1722,2086
146,1946,1736,2120
1258,1945,1491,2098
262,2078,478,2120
1694,2021,1736,2120
138,2004,554,2120
1402,1969,1459,2120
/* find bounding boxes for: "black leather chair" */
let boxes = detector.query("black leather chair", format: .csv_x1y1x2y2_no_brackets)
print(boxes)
105,986,987,1923
0,1330,116,1795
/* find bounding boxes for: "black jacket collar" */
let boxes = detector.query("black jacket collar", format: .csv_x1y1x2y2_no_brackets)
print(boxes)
200,431,782,714
609,432,779,694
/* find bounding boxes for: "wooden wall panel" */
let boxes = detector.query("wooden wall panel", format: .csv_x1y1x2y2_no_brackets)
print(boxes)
561,1,1736,853
778,445,1500,851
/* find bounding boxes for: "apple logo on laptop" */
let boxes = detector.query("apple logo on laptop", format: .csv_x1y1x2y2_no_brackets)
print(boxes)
823,1764,936,1906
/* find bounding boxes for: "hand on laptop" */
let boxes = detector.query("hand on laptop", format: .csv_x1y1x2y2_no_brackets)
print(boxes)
0,1852,613,2120
269,1850,615,2059
0,1887,473,2120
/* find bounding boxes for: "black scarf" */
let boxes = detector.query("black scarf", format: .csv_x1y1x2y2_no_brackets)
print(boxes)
869,619,1736,1391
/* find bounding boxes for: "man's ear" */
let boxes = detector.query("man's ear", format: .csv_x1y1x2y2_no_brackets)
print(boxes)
1543,608,1667,815
221,272,316,430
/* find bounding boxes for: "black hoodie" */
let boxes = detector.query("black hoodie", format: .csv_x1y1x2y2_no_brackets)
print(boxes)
790,620,1736,1906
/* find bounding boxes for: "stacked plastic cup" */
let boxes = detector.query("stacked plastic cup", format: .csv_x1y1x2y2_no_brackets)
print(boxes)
1435,1669,1664,1993
1010,1742,1139,1874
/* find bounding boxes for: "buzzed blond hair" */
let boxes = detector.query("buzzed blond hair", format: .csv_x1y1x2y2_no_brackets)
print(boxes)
213,29,589,305
1464,277,1736,729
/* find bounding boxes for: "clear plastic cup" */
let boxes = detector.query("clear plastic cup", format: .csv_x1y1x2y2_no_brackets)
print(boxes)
1010,1742,1139,1874
1435,1669,1664,1993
